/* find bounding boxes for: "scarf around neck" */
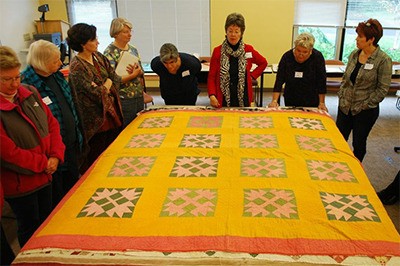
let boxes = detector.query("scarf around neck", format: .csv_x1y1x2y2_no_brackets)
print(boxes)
220,38,246,107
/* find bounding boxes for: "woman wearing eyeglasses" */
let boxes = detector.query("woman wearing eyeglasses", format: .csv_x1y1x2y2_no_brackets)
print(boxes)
67,23,123,174
336,18,392,162
104,18,147,127
208,12,267,108
0,46,65,248
268,32,328,111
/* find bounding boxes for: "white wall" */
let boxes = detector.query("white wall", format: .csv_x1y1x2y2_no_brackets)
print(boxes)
0,0,39,68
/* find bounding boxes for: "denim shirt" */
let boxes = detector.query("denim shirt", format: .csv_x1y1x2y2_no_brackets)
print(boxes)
338,46,392,115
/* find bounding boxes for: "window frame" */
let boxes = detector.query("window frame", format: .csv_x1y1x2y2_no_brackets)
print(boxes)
293,0,400,62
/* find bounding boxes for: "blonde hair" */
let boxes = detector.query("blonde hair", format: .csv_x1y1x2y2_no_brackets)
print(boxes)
0,46,21,70
27,40,60,73
109,18,133,38
294,32,315,50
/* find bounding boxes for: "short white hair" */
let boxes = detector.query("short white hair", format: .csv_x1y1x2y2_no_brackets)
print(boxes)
27,40,60,73
294,32,315,50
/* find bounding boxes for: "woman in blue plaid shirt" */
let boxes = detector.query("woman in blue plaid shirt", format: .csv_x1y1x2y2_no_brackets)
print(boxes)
22,40,84,207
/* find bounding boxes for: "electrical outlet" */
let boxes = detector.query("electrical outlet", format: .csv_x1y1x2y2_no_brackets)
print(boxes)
23,33,31,42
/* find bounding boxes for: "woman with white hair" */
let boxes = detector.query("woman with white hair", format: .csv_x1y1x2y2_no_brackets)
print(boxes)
22,39,83,207
104,17,148,127
268,32,328,111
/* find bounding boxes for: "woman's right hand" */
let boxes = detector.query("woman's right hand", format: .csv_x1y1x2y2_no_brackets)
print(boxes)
126,63,143,80
268,100,279,108
104,78,112,93
209,95,220,108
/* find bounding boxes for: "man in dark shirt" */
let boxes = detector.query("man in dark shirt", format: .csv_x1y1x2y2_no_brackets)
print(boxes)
151,43,201,105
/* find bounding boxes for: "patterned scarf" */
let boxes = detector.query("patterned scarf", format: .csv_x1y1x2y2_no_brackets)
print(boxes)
220,38,246,107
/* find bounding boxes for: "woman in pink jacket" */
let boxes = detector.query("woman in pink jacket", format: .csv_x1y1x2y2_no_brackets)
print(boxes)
208,12,267,108
0,46,65,248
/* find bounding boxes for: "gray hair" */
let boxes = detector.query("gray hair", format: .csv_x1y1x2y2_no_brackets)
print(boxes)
225,13,245,34
0,46,21,70
27,40,60,73
110,17,133,38
294,32,315,50
159,43,179,63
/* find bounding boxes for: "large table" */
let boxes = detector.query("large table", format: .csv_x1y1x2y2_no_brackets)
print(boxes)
13,107,400,265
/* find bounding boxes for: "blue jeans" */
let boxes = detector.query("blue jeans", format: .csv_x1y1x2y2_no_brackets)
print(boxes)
336,107,379,162
120,96,144,128
6,185,52,248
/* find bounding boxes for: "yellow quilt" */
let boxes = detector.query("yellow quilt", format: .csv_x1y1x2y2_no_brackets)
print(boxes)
14,108,400,265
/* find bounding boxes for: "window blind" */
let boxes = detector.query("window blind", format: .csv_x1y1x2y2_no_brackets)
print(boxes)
117,0,210,63
66,0,117,53
294,0,347,26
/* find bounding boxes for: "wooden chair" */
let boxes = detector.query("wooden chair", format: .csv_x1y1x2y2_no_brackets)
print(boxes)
251,77,260,107
325,59,345,92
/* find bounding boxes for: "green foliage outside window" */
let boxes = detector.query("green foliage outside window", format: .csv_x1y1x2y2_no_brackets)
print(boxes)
299,27,400,64
299,27,336,60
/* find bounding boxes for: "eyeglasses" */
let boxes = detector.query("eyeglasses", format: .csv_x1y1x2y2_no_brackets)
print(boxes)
227,30,241,36
363,21,376,29
0,73,22,84
293,47,311,56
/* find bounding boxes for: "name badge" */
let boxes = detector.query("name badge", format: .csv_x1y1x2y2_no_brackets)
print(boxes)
364,63,374,70
295,72,303,78
42,96,52,105
245,52,253,59
182,70,190,77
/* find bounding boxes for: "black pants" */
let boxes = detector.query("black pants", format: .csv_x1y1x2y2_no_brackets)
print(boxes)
336,107,379,162
52,142,80,208
1,224,15,265
6,185,52,248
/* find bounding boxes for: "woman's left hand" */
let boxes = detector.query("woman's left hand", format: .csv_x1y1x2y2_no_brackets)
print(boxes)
45,157,60,175
318,102,328,112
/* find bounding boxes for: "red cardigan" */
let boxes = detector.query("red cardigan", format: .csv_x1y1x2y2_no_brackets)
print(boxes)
207,43,267,107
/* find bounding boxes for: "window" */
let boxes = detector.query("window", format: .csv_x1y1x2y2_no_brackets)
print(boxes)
117,0,210,64
343,0,400,63
293,0,400,63
66,0,210,65
66,0,117,53
293,0,347,60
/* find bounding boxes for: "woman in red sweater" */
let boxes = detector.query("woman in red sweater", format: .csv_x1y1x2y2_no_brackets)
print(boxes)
0,46,65,248
208,12,267,108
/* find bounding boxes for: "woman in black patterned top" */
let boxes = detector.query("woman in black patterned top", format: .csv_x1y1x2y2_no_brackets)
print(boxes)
67,23,123,173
